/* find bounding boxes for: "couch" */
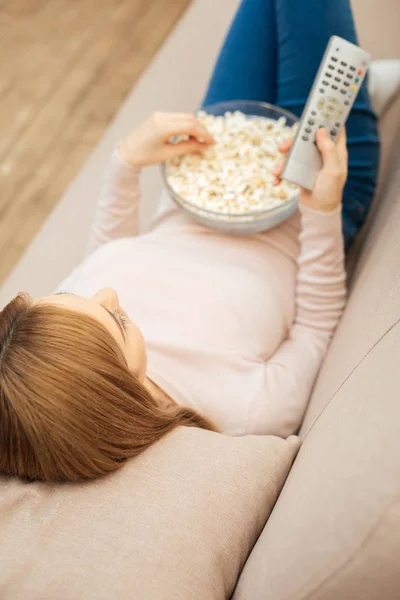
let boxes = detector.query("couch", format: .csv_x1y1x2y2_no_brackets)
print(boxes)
1,0,399,598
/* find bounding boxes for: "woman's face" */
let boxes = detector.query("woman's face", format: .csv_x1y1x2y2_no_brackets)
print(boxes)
38,288,147,381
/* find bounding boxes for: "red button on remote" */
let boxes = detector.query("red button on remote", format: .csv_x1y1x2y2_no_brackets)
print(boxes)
358,69,363,75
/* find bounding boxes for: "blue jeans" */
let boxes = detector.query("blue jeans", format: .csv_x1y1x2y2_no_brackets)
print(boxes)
201,0,380,250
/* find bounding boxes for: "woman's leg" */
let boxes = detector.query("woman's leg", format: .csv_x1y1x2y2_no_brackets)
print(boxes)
201,0,278,106
202,0,380,250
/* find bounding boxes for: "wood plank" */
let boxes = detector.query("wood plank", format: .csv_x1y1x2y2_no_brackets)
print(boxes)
0,0,193,285
0,0,111,157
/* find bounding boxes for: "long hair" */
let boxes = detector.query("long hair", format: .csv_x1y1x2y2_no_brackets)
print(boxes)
0,293,220,482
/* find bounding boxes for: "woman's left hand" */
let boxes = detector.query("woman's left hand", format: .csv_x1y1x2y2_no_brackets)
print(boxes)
272,127,348,213
116,111,215,167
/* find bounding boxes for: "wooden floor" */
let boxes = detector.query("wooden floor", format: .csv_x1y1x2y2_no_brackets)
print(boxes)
0,0,192,285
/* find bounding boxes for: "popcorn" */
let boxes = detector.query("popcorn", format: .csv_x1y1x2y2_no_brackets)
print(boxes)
165,110,299,215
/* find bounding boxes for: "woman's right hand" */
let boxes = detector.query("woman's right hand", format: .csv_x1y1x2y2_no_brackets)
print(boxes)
273,126,348,212
116,111,215,167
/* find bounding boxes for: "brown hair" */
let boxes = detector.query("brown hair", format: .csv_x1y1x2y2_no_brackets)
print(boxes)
0,293,220,482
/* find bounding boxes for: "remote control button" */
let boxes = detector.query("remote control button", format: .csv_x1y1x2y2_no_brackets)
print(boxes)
322,80,329,85
358,69,363,75
340,89,346,94
331,57,338,62
340,61,347,67
325,72,332,78
302,135,309,141
347,91,353,97
330,129,337,135
317,98,325,110
305,127,312,133
335,122,341,127
338,69,344,74
332,85,338,90
311,111,317,116
350,65,356,71
346,73,353,79
355,77,360,83
344,81,350,87
334,76,341,82
344,100,350,106
308,119,315,125
351,84,357,91
319,88,325,93
328,65,334,70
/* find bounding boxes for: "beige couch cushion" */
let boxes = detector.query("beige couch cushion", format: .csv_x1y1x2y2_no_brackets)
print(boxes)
351,0,400,60
233,4,400,593
0,427,299,600
233,321,400,600
302,95,400,431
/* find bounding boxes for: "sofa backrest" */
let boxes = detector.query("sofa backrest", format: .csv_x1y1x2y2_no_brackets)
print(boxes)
232,66,400,600
233,87,400,600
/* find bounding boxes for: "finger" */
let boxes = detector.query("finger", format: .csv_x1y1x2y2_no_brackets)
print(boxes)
315,127,341,174
272,158,285,179
167,112,202,122
273,137,295,183
162,119,215,145
278,137,294,154
336,126,348,170
162,139,209,160
152,111,200,124
272,164,285,186
179,122,215,145
337,125,346,146
336,126,346,154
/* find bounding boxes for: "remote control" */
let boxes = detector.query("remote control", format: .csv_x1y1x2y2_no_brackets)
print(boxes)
281,35,371,190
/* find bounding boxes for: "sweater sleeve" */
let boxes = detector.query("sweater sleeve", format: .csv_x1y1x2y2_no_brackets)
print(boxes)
246,202,347,437
85,148,142,256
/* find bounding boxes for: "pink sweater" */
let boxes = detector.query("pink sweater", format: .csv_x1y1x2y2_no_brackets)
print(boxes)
58,149,347,437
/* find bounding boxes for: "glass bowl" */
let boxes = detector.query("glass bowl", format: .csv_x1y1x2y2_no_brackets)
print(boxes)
161,100,300,235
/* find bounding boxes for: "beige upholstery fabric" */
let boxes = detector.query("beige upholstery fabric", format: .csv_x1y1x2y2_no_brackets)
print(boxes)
233,0,400,597
302,98,400,432
0,428,300,600
346,91,400,278
351,0,400,59
1,0,400,598
233,323,400,600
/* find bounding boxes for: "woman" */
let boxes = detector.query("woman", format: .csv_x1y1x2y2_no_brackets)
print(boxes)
0,0,379,482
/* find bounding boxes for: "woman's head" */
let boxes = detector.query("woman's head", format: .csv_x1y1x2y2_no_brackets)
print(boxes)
0,289,219,482
44,287,148,381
